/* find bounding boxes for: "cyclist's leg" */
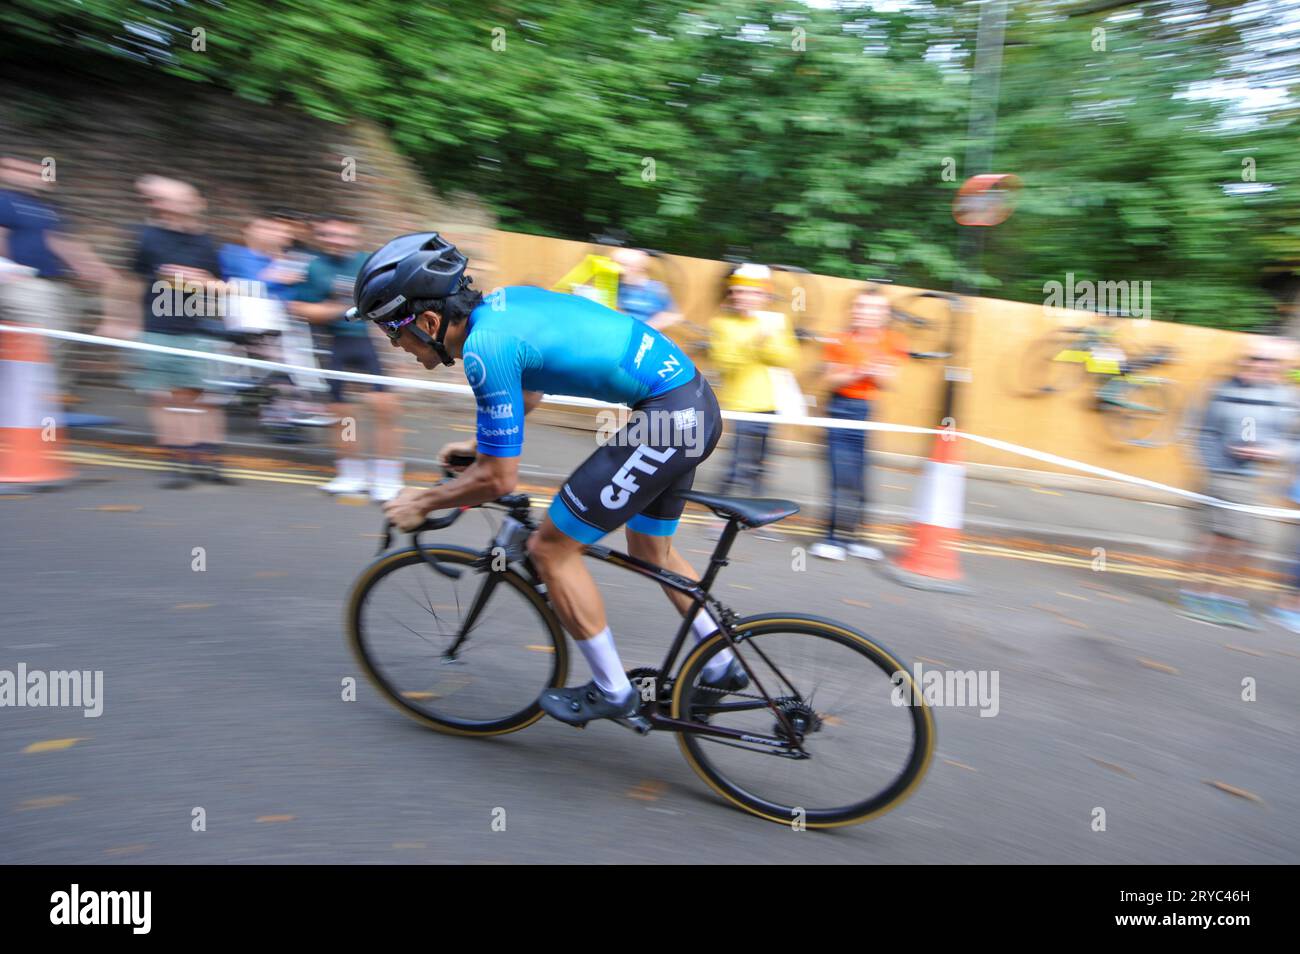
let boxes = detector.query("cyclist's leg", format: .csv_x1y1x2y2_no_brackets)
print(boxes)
527,518,609,643
534,369,720,638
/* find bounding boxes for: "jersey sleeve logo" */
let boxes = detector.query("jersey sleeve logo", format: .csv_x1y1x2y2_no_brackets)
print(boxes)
463,351,487,389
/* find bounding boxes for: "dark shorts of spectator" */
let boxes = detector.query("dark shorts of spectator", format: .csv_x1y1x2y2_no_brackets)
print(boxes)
1198,471,1261,541
326,334,387,403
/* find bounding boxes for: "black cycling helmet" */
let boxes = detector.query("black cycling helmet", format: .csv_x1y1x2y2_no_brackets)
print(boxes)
347,231,470,365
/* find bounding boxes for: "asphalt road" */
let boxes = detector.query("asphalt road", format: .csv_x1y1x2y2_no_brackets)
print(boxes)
2,457,1297,863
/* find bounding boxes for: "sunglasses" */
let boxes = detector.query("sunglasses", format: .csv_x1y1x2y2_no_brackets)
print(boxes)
377,313,419,342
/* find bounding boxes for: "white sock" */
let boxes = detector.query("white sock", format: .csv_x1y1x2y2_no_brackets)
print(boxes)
336,457,363,479
576,626,632,698
690,610,734,679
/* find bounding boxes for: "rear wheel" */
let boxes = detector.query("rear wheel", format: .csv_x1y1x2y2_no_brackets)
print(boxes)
1099,376,1179,448
347,546,568,736
671,614,934,827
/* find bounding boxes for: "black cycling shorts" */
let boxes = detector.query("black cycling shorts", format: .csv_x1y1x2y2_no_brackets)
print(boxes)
548,370,722,543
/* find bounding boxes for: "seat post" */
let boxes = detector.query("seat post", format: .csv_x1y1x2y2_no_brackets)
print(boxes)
698,518,741,592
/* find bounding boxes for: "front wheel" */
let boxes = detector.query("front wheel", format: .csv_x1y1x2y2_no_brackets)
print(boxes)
671,614,934,828
347,545,568,736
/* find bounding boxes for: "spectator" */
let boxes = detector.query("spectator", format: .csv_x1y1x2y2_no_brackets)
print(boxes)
708,263,800,505
219,216,302,301
810,285,908,562
0,155,114,391
1272,460,1300,635
123,177,234,487
1182,337,1300,628
219,216,327,434
289,215,404,501
612,247,682,331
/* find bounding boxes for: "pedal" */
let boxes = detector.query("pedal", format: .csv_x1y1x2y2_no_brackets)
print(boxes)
615,714,653,735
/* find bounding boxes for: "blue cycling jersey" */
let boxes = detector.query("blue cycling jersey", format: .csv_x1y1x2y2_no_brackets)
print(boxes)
463,286,695,457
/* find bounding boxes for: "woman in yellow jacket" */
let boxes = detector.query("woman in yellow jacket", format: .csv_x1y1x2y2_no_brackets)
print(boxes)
708,263,800,499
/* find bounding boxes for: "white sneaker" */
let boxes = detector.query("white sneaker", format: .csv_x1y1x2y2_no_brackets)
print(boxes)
810,541,847,561
848,543,884,561
320,458,369,495
369,459,405,502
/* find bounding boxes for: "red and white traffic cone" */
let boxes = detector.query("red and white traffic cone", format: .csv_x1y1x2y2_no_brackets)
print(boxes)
886,431,970,593
0,326,72,492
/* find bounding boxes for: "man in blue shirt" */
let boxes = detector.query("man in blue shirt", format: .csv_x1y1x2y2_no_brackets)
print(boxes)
612,247,681,330
289,216,404,501
354,233,741,726
0,156,114,387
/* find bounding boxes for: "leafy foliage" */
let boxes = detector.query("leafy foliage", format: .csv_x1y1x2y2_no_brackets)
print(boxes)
3,0,1298,327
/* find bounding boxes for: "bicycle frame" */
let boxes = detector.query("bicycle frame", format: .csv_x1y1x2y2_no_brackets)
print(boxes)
392,497,808,750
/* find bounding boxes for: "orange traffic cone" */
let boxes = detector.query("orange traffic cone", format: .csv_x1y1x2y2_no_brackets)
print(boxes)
0,326,72,491
886,431,970,593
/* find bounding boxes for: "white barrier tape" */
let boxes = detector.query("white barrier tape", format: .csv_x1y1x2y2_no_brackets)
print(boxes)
4,322,1300,520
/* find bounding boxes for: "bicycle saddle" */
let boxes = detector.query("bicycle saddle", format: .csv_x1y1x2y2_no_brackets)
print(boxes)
676,491,799,529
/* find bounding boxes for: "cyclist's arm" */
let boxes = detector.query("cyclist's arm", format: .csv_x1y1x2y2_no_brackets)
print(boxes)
524,390,544,414
411,453,520,513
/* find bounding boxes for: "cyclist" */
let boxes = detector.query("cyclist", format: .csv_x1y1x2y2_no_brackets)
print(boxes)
349,233,746,726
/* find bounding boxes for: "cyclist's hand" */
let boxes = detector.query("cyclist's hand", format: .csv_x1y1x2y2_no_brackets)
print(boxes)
438,439,477,470
383,487,430,532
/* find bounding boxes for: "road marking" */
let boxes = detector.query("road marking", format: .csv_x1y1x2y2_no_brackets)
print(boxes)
626,780,667,801
77,504,142,512
104,845,149,856
943,759,977,772
1224,644,1267,657
59,445,1279,591
16,795,79,810
1137,657,1179,675
23,738,88,754
1204,781,1262,803
256,814,296,823
526,645,555,653
1089,757,1136,778
174,602,214,610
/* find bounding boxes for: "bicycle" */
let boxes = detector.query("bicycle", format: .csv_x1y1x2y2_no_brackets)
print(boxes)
1012,323,1181,448
346,477,935,828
